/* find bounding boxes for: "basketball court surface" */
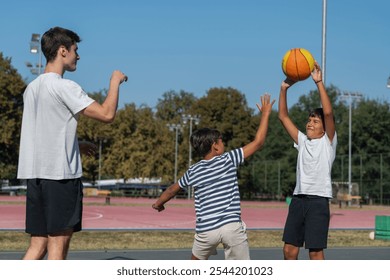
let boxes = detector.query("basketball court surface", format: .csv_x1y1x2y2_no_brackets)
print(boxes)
0,195,388,230
1,195,389,260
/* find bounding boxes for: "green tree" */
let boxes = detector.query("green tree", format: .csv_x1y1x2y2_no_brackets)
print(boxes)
335,97,390,201
249,110,292,199
193,87,255,196
103,104,173,182
155,90,198,181
155,90,197,122
194,87,254,150
0,53,25,180
77,91,113,183
353,99,390,155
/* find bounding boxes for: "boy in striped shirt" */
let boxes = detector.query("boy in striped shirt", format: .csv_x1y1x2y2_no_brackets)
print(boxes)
153,94,274,260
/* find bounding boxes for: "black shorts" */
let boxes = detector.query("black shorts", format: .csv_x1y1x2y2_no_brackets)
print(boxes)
25,178,83,235
282,195,330,249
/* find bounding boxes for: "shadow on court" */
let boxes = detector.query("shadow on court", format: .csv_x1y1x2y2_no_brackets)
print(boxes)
1,247,389,260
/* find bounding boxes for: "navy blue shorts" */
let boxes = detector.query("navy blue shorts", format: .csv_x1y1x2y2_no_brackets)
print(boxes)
25,178,83,235
282,195,330,249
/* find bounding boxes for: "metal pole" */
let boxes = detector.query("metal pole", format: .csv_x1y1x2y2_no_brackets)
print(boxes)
322,0,327,84
348,96,352,205
38,43,42,74
264,161,267,191
189,118,193,167
278,161,281,201
188,118,193,199
98,138,102,189
174,126,179,183
168,123,181,183
181,114,200,199
340,92,362,204
380,153,383,205
360,155,363,197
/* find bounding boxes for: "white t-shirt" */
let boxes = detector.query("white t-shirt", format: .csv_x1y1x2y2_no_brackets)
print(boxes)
293,131,337,198
17,73,94,180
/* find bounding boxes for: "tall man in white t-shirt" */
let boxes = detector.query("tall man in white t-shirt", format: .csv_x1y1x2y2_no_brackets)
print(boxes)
17,26,128,260
278,61,337,260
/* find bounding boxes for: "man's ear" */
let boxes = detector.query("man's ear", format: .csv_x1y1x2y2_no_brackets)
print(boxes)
59,46,67,57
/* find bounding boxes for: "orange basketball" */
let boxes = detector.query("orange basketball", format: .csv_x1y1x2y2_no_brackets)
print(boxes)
281,48,315,81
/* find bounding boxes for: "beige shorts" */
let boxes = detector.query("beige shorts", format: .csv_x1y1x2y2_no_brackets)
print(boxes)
192,221,250,260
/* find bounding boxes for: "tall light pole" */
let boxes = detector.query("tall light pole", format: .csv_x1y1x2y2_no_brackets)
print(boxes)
98,139,102,189
182,114,201,199
321,0,327,84
387,76,390,88
26,33,43,75
97,138,107,189
167,124,181,183
340,92,362,205
181,114,201,167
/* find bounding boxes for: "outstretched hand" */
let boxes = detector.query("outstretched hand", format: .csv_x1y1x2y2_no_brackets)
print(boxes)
281,77,296,90
256,93,275,114
111,70,128,84
311,61,323,83
152,203,165,212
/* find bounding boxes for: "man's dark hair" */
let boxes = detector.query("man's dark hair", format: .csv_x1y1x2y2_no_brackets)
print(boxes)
41,27,81,62
190,128,222,158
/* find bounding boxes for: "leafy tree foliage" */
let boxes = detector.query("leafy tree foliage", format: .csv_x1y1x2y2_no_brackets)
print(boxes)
155,90,199,181
155,90,197,122
0,53,25,180
102,104,173,182
335,98,390,199
1,54,389,204
193,87,256,195
194,87,254,150
77,91,112,183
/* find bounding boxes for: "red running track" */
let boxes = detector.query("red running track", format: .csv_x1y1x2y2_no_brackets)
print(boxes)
0,196,388,230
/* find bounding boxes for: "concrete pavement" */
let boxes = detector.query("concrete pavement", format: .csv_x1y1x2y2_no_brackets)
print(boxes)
1,247,389,260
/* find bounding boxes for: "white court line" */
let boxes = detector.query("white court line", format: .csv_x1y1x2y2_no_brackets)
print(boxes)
83,211,103,221
139,218,196,228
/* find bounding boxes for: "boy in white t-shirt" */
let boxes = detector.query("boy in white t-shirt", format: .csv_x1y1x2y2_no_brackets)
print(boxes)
278,62,337,260
18,26,128,260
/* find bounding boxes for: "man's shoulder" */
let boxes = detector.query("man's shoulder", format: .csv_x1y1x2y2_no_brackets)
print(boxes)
39,73,80,88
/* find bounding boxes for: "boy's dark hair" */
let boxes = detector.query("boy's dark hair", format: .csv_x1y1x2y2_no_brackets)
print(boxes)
309,108,325,129
41,27,81,62
190,128,222,158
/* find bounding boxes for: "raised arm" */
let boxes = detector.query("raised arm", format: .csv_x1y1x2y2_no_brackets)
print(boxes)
278,79,299,144
242,93,275,159
81,70,127,123
311,62,336,142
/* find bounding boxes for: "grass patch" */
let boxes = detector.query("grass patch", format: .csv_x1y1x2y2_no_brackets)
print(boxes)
1,230,388,251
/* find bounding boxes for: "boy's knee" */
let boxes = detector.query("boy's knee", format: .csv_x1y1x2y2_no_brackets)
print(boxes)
309,249,325,260
283,243,299,260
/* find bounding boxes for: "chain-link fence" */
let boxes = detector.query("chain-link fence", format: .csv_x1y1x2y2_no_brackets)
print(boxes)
249,153,390,205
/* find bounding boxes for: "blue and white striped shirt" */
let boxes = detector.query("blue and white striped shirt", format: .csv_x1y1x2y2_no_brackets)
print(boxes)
178,148,244,233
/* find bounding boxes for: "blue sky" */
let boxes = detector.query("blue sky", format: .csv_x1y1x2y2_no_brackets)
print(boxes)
1,0,390,110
